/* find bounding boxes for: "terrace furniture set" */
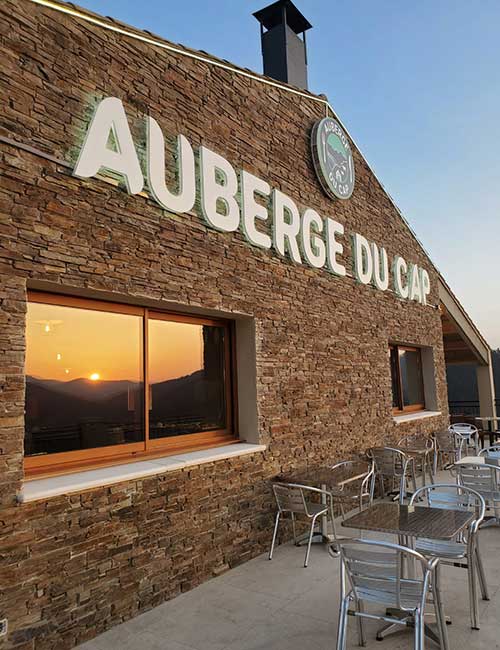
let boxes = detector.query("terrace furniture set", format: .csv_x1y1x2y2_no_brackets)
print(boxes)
270,423,500,649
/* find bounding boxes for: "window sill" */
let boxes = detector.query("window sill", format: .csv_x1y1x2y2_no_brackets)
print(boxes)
393,410,442,424
19,442,266,503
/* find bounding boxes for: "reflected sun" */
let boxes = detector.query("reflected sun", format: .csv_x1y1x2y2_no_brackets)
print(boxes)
89,373,101,381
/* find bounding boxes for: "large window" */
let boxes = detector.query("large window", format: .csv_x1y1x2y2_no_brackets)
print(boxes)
25,293,235,475
390,344,425,413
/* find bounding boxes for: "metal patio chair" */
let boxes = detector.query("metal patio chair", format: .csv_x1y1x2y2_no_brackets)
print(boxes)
449,423,480,457
432,430,461,473
369,446,417,503
269,482,333,567
456,462,500,526
478,444,500,460
327,459,375,553
329,459,375,518
398,433,435,485
409,484,488,630
334,538,448,650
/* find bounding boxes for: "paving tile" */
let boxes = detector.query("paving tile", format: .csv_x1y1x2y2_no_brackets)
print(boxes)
79,629,197,650
76,641,103,650
222,608,336,650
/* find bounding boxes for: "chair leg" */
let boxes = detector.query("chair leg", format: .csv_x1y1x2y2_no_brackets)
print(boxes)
268,512,280,560
433,565,450,650
330,500,339,546
336,595,349,650
414,610,423,650
399,474,406,504
369,475,375,504
378,473,385,499
475,544,490,601
304,514,318,568
291,512,298,545
467,545,480,629
340,501,346,520
427,453,436,484
411,464,418,495
355,599,366,647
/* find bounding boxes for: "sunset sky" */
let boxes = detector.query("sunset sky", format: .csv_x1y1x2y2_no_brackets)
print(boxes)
26,302,204,384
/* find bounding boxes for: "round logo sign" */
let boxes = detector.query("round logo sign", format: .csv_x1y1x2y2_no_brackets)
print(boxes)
311,118,355,200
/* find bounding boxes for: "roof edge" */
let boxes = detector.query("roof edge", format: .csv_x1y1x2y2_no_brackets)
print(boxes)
30,0,325,103
438,274,491,362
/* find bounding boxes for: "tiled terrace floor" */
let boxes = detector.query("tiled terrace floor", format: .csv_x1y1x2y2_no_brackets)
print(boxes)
79,488,500,650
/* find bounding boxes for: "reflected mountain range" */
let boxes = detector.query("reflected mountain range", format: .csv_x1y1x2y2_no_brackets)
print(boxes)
25,370,224,430
27,375,140,401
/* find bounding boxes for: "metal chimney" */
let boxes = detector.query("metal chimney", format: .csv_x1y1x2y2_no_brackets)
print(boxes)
253,0,312,90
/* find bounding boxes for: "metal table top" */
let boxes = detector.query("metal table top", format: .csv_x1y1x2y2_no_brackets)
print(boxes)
455,455,484,465
277,463,368,489
342,502,473,540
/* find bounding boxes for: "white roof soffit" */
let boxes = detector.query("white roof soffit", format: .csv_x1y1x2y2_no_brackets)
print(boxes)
438,276,490,366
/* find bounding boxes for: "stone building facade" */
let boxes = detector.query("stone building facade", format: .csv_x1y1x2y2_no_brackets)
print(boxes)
0,1,459,647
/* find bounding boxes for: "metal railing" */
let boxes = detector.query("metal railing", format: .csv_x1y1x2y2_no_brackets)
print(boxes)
449,400,500,417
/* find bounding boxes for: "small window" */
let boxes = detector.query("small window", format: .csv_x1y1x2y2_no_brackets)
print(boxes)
389,344,425,413
25,293,236,475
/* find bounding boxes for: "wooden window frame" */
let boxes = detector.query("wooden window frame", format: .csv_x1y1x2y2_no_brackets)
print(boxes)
390,344,426,415
25,291,238,477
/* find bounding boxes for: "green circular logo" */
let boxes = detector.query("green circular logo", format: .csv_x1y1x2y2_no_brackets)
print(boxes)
311,118,355,200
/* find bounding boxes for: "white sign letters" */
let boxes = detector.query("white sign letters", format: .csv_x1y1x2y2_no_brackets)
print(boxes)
73,97,431,306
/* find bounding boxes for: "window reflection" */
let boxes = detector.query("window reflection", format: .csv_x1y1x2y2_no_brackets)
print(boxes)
25,301,144,456
148,319,227,438
390,347,400,408
399,349,424,407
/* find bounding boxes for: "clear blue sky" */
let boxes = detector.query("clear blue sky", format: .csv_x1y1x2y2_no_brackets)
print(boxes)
78,0,500,348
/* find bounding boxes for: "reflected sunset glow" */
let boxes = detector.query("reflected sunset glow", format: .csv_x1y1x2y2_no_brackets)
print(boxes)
26,302,203,383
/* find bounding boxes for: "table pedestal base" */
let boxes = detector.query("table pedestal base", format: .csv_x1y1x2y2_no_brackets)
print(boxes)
377,608,450,646
295,531,334,546
480,516,500,529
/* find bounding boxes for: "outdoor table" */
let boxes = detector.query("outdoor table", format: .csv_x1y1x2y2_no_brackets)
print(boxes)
342,502,473,646
455,454,500,466
276,462,369,542
455,455,484,465
475,417,500,446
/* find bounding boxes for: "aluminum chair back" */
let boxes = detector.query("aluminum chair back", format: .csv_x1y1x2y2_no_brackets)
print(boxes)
410,484,485,535
338,538,435,612
272,482,313,517
433,430,459,450
330,459,375,508
369,446,407,478
450,423,479,456
369,446,416,502
432,430,461,469
479,445,500,459
450,423,478,435
398,434,433,450
456,463,500,502
398,434,435,484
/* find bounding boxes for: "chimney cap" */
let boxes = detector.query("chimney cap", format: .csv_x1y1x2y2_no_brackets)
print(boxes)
253,0,312,34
